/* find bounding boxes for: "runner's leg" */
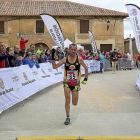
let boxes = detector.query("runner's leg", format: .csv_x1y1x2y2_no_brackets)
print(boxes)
72,91,79,106
64,87,71,117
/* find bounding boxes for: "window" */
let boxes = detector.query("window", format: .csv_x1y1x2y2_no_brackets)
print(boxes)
80,20,89,33
36,20,44,33
0,21,4,34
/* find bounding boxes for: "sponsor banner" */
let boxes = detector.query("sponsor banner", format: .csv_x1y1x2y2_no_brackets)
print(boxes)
129,34,133,55
136,71,140,89
40,14,64,52
88,30,97,53
0,60,99,114
126,4,140,53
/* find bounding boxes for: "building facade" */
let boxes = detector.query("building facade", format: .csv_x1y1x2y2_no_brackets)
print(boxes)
0,0,128,52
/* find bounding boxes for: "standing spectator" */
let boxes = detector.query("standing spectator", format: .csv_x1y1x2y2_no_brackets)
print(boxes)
123,52,128,70
105,52,110,60
80,52,86,60
60,50,64,60
37,45,43,54
0,42,13,68
97,50,101,55
99,51,105,73
31,53,40,68
86,52,90,59
133,53,138,68
21,53,34,68
117,50,122,70
95,53,100,61
6,47,14,67
65,47,69,57
127,50,133,70
27,44,35,54
10,45,23,67
20,36,29,52
56,47,61,60
38,52,46,63
121,51,124,58
45,49,50,62
110,49,118,74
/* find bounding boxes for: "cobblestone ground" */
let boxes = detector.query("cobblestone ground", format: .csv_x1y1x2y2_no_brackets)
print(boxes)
0,69,140,140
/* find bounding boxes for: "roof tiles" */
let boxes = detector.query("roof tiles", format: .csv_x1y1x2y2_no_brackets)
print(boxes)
0,0,128,17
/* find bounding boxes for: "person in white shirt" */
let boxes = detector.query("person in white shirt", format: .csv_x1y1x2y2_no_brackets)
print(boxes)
127,50,132,70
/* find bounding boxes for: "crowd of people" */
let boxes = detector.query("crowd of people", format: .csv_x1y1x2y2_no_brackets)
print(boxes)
0,37,140,74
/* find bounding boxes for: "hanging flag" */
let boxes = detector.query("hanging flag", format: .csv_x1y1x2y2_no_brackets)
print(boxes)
126,4,140,53
40,14,64,52
129,34,133,55
88,30,97,53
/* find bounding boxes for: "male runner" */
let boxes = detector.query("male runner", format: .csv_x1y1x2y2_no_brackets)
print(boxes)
52,44,88,125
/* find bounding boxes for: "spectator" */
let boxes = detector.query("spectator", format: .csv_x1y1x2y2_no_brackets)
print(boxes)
86,52,90,59
20,36,29,52
27,44,35,54
127,50,132,70
97,50,101,55
37,45,43,54
105,52,110,60
21,52,34,68
133,53,138,68
6,47,14,67
56,47,61,60
95,53,100,61
60,50,64,60
110,48,118,74
55,55,59,61
10,45,23,67
31,53,40,68
80,52,86,60
117,50,122,70
45,49,50,62
38,52,46,63
123,52,128,70
99,51,105,73
65,47,69,56
0,42,13,68
121,51,124,58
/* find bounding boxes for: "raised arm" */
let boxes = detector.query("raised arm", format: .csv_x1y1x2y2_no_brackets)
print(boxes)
52,57,66,69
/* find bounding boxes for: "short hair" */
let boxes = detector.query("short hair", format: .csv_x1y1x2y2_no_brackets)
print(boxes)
0,41,3,44
14,45,19,49
69,44,77,49
114,48,117,51
101,51,104,54
6,47,11,52
30,44,34,48
40,52,45,56
26,52,32,57
32,53,36,56
57,47,60,50
39,45,43,48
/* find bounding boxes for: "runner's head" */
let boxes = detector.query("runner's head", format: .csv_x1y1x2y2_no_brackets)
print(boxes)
69,44,77,57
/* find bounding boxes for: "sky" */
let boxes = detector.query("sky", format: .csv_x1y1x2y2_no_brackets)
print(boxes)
69,0,140,39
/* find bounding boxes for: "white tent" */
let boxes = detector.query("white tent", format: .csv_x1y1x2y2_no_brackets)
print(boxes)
52,38,84,50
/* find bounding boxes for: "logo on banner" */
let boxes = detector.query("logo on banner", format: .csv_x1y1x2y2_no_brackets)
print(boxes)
69,65,75,70
130,9,137,16
0,78,5,89
41,69,50,78
41,69,46,76
23,72,28,81
54,68,62,75
12,74,19,82
0,78,14,95
22,72,36,86
48,68,52,72
32,71,38,75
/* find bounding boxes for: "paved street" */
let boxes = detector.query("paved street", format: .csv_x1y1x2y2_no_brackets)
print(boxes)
0,69,140,140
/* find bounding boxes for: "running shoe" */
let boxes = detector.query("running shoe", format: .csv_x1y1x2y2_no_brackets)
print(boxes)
64,118,70,125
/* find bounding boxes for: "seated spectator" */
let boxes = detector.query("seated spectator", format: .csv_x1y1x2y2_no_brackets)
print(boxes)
38,52,46,63
21,52,34,68
36,45,43,54
31,53,40,68
27,44,35,54
10,45,23,67
80,52,86,60
0,42,13,68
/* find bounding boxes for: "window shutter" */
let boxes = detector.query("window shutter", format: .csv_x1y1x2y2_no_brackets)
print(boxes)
80,20,89,33
36,20,44,33
0,21,4,34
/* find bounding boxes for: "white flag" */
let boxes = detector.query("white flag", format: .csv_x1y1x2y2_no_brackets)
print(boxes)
129,34,133,55
88,30,97,53
40,14,64,52
126,4,140,53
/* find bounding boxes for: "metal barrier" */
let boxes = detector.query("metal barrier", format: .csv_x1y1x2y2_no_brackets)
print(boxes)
104,59,112,71
117,58,137,70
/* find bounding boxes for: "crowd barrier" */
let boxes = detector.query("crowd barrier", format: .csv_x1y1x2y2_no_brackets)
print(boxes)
0,60,100,114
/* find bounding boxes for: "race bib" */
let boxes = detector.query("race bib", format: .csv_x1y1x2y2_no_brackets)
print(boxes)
67,70,78,82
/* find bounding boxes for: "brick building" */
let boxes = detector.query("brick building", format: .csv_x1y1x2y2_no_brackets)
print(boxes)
0,0,128,52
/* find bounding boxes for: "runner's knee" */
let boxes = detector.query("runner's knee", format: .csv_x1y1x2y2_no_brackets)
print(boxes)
65,98,70,104
72,101,78,106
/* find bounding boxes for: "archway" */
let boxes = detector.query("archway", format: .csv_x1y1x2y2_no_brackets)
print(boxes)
35,43,49,52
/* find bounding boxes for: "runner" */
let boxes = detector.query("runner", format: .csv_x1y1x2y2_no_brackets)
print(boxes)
52,44,88,125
